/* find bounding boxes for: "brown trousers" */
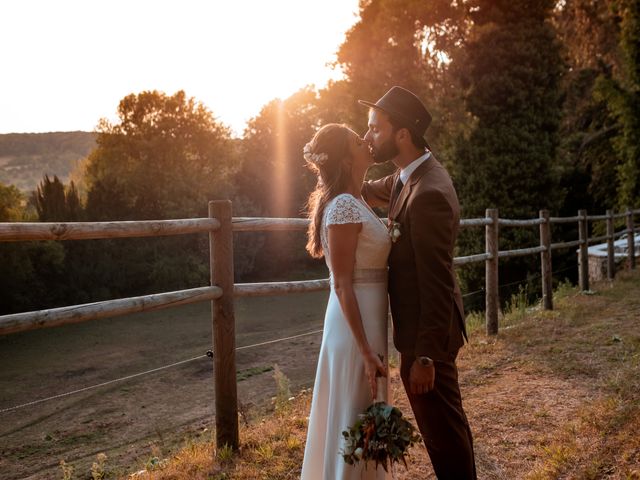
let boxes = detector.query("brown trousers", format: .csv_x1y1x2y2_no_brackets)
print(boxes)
400,354,477,479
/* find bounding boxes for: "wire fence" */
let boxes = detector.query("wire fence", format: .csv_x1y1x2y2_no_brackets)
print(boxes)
1,203,638,453
0,325,325,415
0,262,582,416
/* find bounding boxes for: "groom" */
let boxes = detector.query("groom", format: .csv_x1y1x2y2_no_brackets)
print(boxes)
360,86,476,479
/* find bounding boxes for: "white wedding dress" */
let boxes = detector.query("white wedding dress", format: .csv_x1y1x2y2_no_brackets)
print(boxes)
301,193,392,480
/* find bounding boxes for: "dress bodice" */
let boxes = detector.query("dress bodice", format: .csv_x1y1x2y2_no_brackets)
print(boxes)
321,193,392,272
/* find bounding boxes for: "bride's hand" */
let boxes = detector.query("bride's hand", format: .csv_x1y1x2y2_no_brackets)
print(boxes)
363,351,387,400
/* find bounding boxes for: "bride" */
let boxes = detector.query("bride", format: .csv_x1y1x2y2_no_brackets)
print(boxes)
300,124,392,479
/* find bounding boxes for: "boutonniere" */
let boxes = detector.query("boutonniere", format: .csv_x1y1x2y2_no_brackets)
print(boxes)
388,221,402,243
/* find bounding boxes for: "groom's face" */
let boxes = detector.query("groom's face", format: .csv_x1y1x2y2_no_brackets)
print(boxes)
364,109,398,164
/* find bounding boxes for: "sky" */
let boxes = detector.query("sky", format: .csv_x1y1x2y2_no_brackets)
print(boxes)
0,0,360,137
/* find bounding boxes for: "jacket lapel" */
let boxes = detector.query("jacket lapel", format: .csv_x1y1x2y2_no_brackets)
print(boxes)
389,155,435,221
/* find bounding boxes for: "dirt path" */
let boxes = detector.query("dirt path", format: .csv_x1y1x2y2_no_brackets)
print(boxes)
0,291,329,479
391,272,640,479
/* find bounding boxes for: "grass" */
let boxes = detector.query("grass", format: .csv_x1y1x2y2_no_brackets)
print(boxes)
119,400,311,480
236,365,274,382
107,269,640,480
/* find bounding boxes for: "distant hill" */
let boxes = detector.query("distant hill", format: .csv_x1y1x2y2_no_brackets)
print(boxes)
0,131,96,193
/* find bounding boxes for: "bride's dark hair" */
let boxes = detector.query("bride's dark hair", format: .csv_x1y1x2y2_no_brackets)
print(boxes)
304,124,352,258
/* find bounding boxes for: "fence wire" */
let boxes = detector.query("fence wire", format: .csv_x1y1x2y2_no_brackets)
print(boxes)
0,326,325,415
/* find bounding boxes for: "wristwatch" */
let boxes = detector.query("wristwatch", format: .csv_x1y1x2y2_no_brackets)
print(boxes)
417,356,434,367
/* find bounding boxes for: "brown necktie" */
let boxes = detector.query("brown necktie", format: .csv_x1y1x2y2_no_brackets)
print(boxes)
389,178,403,217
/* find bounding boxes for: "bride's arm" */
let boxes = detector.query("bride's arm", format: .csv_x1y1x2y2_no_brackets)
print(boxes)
328,223,386,399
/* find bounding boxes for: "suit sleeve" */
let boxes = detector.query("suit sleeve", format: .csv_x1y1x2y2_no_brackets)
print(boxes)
361,174,395,209
409,189,457,361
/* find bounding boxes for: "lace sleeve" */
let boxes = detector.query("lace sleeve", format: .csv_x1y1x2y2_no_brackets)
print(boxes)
325,194,363,226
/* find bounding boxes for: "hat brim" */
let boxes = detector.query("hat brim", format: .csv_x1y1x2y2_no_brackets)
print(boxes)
358,99,431,150
358,99,379,110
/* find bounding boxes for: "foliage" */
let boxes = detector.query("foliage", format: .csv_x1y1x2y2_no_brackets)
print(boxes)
0,182,24,221
272,364,292,410
236,88,324,279
238,88,319,219
85,90,236,221
451,0,565,295
90,452,108,479
594,0,640,209
34,174,82,221
0,181,66,314
59,460,74,480
329,0,468,153
556,68,619,214
78,90,238,297
341,401,421,472
553,0,639,215
554,0,621,72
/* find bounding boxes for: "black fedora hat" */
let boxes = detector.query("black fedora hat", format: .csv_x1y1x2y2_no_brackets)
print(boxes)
359,86,432,148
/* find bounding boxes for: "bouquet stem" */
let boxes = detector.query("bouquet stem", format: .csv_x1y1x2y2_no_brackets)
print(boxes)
375,375,387,403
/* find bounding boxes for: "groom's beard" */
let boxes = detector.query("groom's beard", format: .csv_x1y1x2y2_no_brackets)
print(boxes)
372,138,399,164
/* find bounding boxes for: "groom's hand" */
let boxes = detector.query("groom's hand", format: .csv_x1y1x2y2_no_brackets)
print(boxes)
409,360,435,395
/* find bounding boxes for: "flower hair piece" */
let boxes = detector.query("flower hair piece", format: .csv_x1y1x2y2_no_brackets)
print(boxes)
303,142,329,166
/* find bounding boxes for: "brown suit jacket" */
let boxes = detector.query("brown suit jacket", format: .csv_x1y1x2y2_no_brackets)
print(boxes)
363,154,467,361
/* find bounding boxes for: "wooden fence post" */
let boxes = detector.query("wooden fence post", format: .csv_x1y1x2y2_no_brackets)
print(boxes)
578,209,589,291
209,200,239,450
485,209,499,335
627,208,636,270
539,210,553,310
606,209,615,280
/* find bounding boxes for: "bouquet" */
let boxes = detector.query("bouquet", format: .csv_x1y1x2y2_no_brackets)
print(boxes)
341,364,421,472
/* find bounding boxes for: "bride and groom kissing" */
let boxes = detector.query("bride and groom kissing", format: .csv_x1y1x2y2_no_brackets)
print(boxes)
299,86,477,479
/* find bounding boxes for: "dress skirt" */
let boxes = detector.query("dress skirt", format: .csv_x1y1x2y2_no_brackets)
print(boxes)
301,273,390,480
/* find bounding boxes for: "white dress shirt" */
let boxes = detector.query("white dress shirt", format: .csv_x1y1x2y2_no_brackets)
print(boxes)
399,151,431,185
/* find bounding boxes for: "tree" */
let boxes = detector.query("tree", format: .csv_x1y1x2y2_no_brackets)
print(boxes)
0,182,24,222
595,0,640,209
236,88,324,279
553,0,622,215
451,0,565,296
85,90,236,221
238,87,320,218
80,90,238,296
0,182,65,314
328,0,468,152
34,174,82,221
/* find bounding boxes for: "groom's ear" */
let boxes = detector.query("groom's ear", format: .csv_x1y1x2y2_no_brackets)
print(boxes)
396,127,409,143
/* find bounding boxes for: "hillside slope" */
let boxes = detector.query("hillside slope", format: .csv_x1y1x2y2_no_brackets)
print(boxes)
0,131,96,192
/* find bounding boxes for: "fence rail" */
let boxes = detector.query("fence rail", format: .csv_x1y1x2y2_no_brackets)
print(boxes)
0,286,222,335
1,203,639,451
0,218,220,241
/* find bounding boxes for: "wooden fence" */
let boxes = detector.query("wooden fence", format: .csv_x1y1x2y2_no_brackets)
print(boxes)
0,202,638,450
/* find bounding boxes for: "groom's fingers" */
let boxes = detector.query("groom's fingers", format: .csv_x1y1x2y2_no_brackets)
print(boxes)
411,381,423,395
